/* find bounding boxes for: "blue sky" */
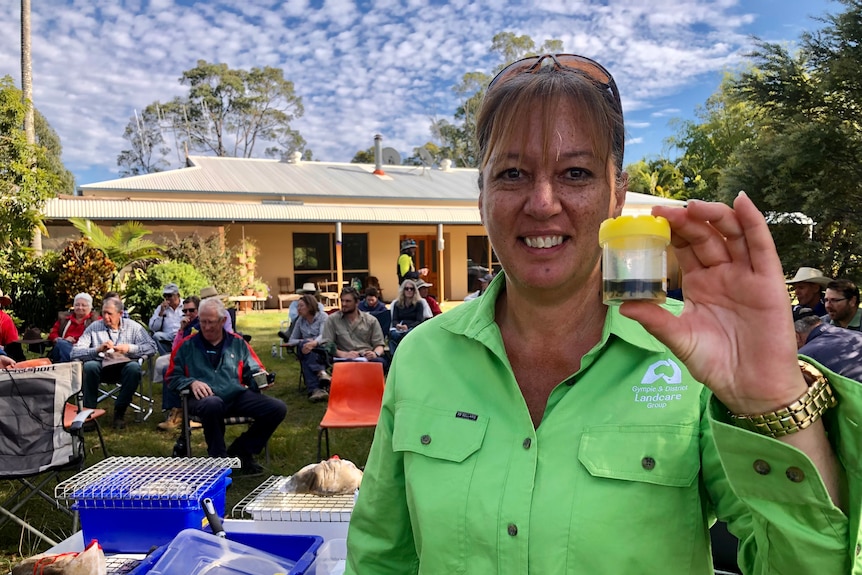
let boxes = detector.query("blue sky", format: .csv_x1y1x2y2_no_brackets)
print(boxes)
0,0,839,187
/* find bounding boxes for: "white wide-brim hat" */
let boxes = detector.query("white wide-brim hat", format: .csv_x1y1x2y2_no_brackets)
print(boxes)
785,267,831,287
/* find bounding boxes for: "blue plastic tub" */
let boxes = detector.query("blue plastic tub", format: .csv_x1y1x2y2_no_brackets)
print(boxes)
73,467,232,553
127,529,323,575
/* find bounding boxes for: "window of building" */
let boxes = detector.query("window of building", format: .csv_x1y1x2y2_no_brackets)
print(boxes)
293,232,368,290
467,235,500,291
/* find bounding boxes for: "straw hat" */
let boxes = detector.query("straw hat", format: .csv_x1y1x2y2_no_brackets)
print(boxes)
785,267,831,287
200,286,227,300
0,289,11,308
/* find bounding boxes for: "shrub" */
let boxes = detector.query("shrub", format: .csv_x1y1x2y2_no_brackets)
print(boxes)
123,261,209,320
55,239,116,311
0,250,62,330
163,231,244,296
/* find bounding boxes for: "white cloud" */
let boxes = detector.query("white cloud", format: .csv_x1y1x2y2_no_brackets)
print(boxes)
0,0,831,183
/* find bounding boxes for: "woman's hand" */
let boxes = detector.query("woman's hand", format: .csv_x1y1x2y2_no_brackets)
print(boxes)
620,192,807,415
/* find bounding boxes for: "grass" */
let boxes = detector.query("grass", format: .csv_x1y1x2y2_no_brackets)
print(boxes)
0,310,379,569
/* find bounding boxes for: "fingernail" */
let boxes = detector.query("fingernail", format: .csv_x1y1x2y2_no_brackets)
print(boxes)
738,190,747,198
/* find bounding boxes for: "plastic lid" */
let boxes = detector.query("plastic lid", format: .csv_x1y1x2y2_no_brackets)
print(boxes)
598,215,670,244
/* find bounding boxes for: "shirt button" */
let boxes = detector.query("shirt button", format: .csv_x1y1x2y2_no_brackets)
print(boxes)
785,466,804,483
522,438,532,450
420,434,431,445
753,460,771,475
507,523,518,536
641,457,655,471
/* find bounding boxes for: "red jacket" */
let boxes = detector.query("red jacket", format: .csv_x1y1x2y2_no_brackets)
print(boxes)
48,311,96,343
0,311,17,346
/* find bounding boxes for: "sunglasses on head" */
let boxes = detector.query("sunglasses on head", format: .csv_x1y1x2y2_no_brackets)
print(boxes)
488,53,621,113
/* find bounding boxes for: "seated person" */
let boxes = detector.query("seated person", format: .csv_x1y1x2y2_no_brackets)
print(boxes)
358,287,391,333
72,296,158,429
154,295,202,431
148,282,183,354
0,290,23,362
287,294,331,403
286,283,327,326
320,286,387,372
166,298,286,476
416,280,442,317
47,293,96,363
0,347,15,368
464,272,494,302
388,279,427,354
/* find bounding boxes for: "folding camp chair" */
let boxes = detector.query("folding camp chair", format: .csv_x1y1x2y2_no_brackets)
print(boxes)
317,361,385,460
0,362,93,548
96,355,155,421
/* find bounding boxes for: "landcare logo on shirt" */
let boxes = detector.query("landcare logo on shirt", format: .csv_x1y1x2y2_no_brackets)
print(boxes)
632,359,688,409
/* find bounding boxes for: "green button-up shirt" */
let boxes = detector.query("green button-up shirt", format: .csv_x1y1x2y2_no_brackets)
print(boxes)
346,277,861,574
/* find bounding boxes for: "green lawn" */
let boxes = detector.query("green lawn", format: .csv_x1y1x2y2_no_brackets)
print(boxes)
0,310,378,568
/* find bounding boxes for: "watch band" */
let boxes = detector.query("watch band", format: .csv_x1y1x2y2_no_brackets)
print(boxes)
729,360,837,438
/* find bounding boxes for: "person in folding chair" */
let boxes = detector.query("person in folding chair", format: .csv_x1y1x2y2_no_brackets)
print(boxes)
166,297,286,476
71,296,158,429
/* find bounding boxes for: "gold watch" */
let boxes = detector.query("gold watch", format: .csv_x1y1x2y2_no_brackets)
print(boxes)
729,360,837,438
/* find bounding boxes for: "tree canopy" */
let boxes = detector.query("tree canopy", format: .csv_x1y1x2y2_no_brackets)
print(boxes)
0,75,66,250
648,0,862,279
118,61,310,175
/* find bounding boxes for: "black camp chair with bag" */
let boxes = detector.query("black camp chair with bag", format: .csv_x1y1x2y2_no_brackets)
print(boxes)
0,361,96,548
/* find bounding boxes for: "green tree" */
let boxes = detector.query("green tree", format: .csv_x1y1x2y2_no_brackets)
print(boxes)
119,61,309,174
666,74,760,201
123,261,209,321
117,103,173,176
0,75,62,249
716,0,862,278
162,231,243,297
69,219,164,289
351,147,375,163
624,158,687,199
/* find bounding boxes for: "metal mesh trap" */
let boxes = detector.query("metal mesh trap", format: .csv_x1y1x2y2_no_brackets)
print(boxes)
232,476,355,523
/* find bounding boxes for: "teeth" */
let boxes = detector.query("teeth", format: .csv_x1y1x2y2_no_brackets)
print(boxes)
524,236,563,248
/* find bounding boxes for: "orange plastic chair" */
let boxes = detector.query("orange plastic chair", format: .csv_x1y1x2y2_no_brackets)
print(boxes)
317,361,385,460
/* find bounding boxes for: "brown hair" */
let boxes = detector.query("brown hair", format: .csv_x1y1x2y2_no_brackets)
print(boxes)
476,68,625,191
299,293,320,316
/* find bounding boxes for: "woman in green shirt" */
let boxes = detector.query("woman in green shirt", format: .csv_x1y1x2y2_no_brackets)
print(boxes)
346,54,856,574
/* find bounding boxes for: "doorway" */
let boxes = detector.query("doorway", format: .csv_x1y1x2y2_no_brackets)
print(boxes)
400,235,439,299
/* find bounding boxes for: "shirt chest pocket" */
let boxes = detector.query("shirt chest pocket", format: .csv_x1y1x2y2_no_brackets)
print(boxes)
578,424,700,487
392,403,488,463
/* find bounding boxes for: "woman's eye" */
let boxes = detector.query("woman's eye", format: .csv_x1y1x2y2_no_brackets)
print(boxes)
567,168,589,179
503,168,521,179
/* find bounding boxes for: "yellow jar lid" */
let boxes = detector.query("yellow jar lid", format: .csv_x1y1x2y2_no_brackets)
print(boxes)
598,215,670,244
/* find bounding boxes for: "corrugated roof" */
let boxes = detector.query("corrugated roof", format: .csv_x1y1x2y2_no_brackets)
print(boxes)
44,198,485,224
80,156,482,202
65,156,683,224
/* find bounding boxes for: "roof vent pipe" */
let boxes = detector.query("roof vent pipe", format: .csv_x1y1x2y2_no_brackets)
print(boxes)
373,134,385,175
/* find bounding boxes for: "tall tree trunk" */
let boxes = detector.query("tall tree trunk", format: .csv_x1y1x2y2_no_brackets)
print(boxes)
21,0,42,253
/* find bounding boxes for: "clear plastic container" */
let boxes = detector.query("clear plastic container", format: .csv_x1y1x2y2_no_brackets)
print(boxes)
598,215,670,305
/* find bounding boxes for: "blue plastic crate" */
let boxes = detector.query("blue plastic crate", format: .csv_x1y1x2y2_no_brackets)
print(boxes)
63,457,234,553
128,529,323,575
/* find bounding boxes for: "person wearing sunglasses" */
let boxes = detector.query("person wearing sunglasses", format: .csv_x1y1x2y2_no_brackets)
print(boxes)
346,54,854,574
388,279,428,355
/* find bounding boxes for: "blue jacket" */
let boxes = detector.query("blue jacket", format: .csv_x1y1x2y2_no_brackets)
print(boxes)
800,322,862,382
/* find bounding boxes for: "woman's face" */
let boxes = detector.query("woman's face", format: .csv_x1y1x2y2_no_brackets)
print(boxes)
479,100,625,294
73,299,91,318
297,300,308,317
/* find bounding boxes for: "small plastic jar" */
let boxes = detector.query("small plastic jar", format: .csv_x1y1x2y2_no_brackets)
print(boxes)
598,215,671,305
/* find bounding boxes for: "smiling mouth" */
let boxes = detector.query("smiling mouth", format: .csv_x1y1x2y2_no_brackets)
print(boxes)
523,235,565,249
